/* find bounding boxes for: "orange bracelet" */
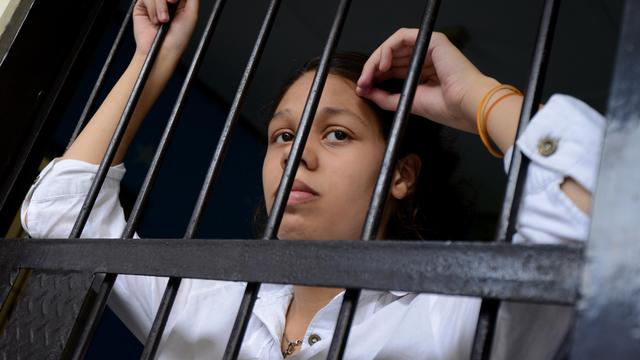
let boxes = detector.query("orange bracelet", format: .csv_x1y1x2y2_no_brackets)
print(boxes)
476,84,522,158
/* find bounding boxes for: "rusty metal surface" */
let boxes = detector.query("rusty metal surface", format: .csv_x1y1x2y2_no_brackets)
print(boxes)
0,270,93,360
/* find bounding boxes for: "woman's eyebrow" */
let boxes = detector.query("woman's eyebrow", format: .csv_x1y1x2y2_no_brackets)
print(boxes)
272,108,292,120
272,107,367,128
320,106,367,127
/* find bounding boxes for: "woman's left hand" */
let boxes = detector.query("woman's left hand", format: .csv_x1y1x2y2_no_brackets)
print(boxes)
357,28,499,133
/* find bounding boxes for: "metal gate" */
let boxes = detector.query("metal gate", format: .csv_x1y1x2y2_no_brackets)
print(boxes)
0,0,639,359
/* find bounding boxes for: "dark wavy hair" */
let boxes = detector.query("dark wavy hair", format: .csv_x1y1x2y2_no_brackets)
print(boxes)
255,52,474,240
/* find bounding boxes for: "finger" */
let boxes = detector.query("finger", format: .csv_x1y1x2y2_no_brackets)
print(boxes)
145,0,158,24
359,47,410,91
386,54,413,68
373,66,410,82
358,28,419,92
379,45,393,72
156,0,169,22
392,46,414,58
385,28,420,53
181,0,198,15
358,48,381,92
359,88,401,112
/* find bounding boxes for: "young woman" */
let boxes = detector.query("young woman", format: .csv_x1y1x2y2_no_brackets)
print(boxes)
21,0,604,359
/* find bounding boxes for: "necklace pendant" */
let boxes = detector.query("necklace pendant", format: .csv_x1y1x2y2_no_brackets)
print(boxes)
282,339,303,358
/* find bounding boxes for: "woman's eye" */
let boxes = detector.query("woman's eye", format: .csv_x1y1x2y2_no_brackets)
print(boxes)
275,131,295,143
326,130,349,142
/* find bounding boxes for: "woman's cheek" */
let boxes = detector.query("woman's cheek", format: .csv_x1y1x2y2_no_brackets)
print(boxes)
261,153,278,211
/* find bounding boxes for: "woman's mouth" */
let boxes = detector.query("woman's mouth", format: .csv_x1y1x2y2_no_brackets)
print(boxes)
286,179,319,205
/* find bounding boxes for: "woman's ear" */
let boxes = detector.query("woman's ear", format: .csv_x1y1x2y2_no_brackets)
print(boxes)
391,154,421,200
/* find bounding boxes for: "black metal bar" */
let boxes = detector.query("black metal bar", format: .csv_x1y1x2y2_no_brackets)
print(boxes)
127,0,229,241
140,276,181,359
222,1,352,359
222,282,260,360
137,3,230,358
140,0,285,357
0,0,109,232
471,0,562,358
327,1,441,358
67,6,177,240
261,0,352,241
66,0,137,148
470,300,500,360
495,0,562,243
185,0,280,240
327,288,359,359
1,238,582,304
0,267,18,315
67,0,230,356
570,0,640,357
62,5,179,359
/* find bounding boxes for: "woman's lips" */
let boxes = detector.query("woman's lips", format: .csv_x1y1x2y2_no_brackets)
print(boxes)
286,179,319,205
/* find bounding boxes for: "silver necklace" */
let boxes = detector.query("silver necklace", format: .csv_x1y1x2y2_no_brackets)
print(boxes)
282,333,303,358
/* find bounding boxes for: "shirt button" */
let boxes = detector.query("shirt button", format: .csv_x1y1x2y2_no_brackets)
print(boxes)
537,137,558,157
308,334,321,346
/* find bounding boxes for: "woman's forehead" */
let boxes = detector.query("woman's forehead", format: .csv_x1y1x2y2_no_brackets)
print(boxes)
273,72,378,124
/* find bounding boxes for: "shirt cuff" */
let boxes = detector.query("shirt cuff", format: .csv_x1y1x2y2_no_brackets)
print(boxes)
509,94,606,193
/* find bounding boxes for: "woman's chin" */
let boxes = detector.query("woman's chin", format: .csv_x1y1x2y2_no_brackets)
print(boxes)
276,226,314,241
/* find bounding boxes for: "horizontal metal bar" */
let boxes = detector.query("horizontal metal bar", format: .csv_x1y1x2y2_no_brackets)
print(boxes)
1,239,582,304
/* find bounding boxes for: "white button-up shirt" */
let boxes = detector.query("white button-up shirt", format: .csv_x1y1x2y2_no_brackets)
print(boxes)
20,95,605,359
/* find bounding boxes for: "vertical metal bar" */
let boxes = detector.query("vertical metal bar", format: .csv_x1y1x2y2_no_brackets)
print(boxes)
66,0,137,148
67,7,177,241
72,0,230,356
326,1,441,358
61,5,179,360
470,300,500,360
0,1,110,357
62,0,230,359
570,0,640,357
495,0,562,243
471,0,562,358
140,1,280,358
184,0,280,238
222,1,352,359
260,0,351,241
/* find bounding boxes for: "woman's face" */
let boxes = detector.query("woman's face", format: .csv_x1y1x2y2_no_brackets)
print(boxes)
262,71,387,240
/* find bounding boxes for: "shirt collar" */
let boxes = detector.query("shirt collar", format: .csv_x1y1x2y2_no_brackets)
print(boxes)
252,284,293,344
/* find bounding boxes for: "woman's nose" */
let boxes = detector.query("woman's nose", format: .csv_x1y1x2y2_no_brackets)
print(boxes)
280,143,318,171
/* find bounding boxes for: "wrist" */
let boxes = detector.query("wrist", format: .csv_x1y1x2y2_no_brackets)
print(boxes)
130,51,179,83
459,75,500,133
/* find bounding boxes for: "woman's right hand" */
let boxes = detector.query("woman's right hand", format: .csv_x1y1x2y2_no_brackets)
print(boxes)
133,0,199,60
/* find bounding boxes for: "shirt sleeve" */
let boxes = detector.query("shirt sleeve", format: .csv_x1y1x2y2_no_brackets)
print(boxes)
20,158,163,341
491,94,605,360
21,158,127,239
503,94,605,245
